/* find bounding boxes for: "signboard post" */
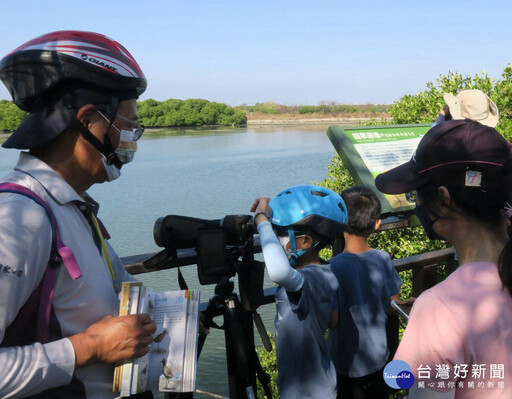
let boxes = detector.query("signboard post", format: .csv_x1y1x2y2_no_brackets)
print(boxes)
327,124,431,229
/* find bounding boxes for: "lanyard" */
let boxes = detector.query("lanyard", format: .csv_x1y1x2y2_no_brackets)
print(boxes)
90,212,117,290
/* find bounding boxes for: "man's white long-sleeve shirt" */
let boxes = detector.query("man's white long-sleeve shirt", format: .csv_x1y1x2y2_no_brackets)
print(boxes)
0,152,136,398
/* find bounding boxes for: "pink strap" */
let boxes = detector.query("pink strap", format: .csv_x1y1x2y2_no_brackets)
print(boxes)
38,268,57,343
0,183,82,343
0,183,82,280
55,238,82,280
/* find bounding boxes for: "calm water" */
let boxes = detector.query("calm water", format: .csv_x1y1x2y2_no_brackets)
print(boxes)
0,124,343,398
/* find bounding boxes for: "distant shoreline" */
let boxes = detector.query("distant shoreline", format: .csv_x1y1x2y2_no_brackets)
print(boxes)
244,111,391,126
246,116,391,125
0,115,392,143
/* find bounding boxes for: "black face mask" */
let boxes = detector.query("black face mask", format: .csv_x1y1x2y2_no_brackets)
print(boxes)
414,205,445,241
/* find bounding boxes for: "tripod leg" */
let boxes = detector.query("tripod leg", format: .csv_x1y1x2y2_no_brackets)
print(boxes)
251,349,273,399
223,295,257,399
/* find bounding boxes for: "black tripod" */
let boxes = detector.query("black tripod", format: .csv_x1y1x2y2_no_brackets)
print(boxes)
162,241,273,399
196,275,272,399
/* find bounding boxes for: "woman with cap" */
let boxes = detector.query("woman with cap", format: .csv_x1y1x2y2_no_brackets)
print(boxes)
0,31,156,398
375,119,512,398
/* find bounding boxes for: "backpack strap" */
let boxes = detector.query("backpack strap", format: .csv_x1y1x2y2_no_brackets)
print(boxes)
0,182,82,344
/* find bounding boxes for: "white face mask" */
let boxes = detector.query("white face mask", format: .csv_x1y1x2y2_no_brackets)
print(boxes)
278,235,306,259
102,155,121,182
97,110,139,165
278,236,292,259
115,129,138,164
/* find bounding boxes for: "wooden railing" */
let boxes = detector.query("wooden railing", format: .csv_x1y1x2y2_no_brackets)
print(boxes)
122,245,456,301
386,247,456,358
121,246,457,361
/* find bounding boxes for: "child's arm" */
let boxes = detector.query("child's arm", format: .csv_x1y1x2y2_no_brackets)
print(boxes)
251,196,304,292
256,220,304,292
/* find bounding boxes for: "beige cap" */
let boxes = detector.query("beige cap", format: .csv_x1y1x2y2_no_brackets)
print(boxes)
443,89,499,127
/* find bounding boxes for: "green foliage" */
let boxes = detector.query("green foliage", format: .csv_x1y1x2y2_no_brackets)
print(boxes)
137,98,247,127
0,98,247,130
390,65,512,141
0,100,28,131
297,104,361,114
256,336,280,399
252,101,281,115
298,105,317,114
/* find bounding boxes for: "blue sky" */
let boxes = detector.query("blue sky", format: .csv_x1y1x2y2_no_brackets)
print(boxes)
0,0,510,106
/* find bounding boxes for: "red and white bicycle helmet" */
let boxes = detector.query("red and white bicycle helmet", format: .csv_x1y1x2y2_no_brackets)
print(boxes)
0,30,146,111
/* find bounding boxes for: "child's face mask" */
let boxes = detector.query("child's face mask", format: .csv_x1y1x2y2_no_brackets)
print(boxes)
278,235,306,259
278,236,292,259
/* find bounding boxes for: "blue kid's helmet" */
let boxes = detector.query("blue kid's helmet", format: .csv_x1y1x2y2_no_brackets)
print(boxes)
270,185,347,240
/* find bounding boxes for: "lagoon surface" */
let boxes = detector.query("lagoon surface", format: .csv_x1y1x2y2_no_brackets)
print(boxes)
0,124,343,398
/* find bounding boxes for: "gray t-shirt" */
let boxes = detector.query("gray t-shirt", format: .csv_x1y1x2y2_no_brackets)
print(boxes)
328,249,402,377
274,263,338,399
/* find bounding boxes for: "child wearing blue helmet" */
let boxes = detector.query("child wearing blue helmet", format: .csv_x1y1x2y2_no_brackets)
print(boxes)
251,184,348,399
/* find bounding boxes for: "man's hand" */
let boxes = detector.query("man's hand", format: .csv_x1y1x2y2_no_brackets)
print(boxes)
69,313,157,368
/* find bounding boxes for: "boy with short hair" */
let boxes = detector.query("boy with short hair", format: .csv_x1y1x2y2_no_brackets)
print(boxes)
251,185,348,399
328,186,402,399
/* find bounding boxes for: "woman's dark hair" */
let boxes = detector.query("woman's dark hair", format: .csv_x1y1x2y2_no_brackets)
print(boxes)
418,182,512,296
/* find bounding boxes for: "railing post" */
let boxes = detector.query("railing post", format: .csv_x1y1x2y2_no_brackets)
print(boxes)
386,314,400,360
412,264,438,297
445,256,459,276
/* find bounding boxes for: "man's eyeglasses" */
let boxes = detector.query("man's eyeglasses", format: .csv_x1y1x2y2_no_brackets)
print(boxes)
97,110,145,141
115,114,145,140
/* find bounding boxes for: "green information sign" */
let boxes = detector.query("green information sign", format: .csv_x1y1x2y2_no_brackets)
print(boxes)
327,124,431,225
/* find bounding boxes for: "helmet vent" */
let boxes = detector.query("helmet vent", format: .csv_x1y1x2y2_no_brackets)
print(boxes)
310,190,328,197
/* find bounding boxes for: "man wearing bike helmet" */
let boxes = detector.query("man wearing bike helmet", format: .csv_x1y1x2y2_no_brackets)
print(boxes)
251,185,348,399
0,31,156,398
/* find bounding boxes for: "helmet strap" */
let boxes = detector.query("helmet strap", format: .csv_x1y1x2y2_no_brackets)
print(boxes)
70,118,123,169
71,95,123,167
288,228,318,267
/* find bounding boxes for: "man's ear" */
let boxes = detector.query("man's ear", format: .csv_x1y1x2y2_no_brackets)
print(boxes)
375,219,382,231
76,104,98,126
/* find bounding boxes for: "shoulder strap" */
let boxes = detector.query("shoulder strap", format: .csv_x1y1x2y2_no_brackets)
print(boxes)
0,182,82,343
